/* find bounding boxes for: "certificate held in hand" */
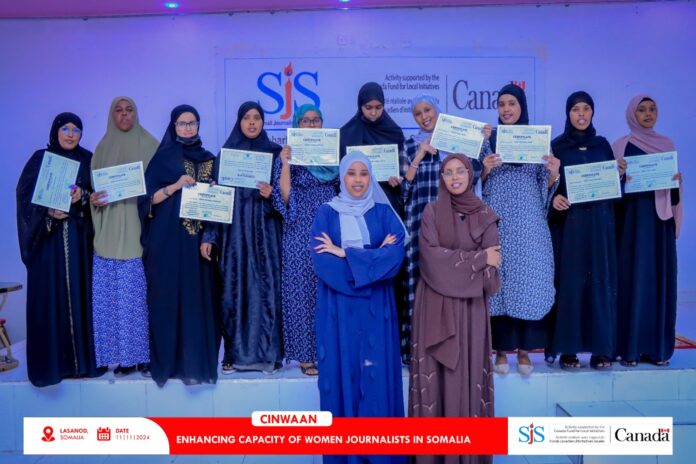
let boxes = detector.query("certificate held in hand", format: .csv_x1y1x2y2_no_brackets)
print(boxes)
31,151,80,213
92,161,146,203
430,113,485,159
564,160,622,204
496,125,551,164
179,183,235,224
218,148,273,189
346,144,399,182
287,128,340,166
624,151,679,194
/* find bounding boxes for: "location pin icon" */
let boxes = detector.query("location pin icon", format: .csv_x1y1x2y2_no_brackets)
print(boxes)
43,426,54,442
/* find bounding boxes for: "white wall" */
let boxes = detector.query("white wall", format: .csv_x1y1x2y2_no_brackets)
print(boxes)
1,2,695,341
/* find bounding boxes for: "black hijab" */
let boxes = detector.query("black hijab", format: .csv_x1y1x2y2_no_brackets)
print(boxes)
339,82,405,157
222,101,282,154
16,112,92,265
551,91,604,153
145,104,215,190
490,83,530,153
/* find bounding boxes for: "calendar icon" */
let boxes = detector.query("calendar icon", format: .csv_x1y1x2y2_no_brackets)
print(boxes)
97,427,111,441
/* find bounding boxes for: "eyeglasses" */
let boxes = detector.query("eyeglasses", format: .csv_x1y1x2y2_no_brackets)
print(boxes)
299,117,323,126
175,121,199,129
60,126,82,136
442,168,468,178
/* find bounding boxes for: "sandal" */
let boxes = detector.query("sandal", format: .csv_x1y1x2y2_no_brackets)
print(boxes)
300,363,319,376
517,351,534,375
560,354,581,369
544,349,556,365
221,362,237,374
590,355,612,370
620,359,638,367
493,351,509,374
640,354,670,366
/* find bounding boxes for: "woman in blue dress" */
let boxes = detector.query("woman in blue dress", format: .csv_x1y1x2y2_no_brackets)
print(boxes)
479,84,560,375
311,151,406,464
272,104,338,376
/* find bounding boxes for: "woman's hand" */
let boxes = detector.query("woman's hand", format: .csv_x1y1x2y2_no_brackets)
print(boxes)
543,154,560,178
200,243,213,261
552,194,571,211
617,158,627,177
70,185,82,204
387,176,402,188
280,145,292,166
673,172,682,184
90,191,109,207
314,232,346,258
482,124,493,140
175,175,196,190
380,233,397,248
482,154,502,177
485,245,502,268
48,208,68,220
257,182,273,198
415,137,437,163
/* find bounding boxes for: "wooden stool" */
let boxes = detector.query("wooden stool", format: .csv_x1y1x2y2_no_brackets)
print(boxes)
0,282,22,372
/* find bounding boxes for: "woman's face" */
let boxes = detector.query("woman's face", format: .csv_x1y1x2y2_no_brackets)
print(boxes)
344,161,370,198
635,99,658,129
569,102,593,131
442,158,470,196
361,99,384,123
412,102,437,131
298,110,323,128
57,123,82,150
498,94,521,125
113,99,135,132
174,112,199,138
241,108,263,139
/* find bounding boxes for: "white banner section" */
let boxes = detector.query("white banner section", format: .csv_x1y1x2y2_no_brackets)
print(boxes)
508,417,673,455
24,417,169,455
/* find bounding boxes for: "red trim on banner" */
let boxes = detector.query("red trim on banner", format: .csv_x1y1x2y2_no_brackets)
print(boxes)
149,417,508,455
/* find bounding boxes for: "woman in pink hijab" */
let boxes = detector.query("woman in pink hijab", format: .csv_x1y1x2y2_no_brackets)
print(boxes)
612,95,683,366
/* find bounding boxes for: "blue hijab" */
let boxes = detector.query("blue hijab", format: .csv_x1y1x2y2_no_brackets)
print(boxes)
293,104,338,183
410,94,441,146
328,151,405,248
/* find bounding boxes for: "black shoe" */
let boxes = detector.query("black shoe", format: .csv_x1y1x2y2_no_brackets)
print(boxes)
138,363,152,378
113,365,137,377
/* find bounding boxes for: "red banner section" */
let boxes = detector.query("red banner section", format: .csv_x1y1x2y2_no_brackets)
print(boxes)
150,417,508,455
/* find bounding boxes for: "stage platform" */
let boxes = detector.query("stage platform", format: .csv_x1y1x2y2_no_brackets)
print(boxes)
1,302,695,464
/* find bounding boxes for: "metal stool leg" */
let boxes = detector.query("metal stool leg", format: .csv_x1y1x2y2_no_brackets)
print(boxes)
0,320,19,372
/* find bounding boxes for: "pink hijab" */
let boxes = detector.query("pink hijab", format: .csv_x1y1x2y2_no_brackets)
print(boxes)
612,95,683,238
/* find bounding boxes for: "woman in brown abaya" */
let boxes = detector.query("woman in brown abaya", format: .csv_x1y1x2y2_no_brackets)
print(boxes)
408,153,501,464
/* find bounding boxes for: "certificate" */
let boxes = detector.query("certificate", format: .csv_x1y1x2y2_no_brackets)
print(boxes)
346,144,399,182
496,125,551,163
219,148,273,189
625,151,679,194
430,113,485,159
92,161,146,203
564,160,622,204
31,151,80,212
287,128,340,166
179,183,234,224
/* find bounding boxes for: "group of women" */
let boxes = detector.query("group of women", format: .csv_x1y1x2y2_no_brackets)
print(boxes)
16,79,682,464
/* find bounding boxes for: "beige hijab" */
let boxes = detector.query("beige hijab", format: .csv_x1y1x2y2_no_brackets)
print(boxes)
91,96,159,259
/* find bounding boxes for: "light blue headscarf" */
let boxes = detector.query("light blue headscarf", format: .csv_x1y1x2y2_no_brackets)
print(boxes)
328,151,405,249
410,94,441,146
293,104,339,183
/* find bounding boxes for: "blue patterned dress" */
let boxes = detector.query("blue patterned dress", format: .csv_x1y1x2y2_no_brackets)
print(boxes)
479,157,556,351
272,157,338,363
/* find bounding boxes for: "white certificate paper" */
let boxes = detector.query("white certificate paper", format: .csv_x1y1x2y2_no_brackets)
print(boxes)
92,161,146,203
31,151,80,212
287,128,340,166
496,125,551,164
430,113,485,159
346,144,399,182
625,151,679,194
219,149,273,189
179,183,234,224
564,160,622,204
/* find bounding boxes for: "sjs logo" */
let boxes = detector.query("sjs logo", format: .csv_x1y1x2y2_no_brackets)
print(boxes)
519,423,545,444
257,62,320,118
